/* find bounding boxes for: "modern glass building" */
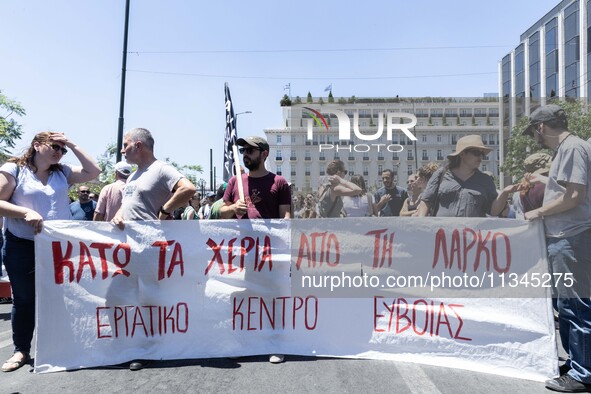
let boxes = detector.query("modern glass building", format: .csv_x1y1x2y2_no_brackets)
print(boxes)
499,0,588,183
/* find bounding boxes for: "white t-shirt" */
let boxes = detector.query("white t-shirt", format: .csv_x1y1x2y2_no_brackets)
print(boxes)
121,160,184,220
342,194,372,217
0,162,72,240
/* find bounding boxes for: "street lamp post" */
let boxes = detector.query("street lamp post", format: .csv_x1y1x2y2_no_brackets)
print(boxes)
198,179,206,196
235,111,253,132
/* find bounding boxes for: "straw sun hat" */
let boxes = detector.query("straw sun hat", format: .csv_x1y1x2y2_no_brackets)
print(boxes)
447,135,492,159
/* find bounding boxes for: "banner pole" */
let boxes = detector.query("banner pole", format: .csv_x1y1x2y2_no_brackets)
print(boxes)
232,145,245,202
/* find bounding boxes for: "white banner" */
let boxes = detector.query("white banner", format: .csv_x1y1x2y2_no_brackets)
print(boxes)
34,218,558,381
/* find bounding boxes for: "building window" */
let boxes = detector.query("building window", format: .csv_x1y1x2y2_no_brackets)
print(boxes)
407,165,413,175
290,150,296,160
276,149,282,161
363,166,369,176
291,165,296,176
422,150,428,161
437,135,442,143
291,135,296,144
422,134,427,143
546,17,558,97
348,165,355,175
437,150,443,160
320,164,325,176
276,165,282,175
305,150,311,160
277,135,282,144
305,164,311,176
407,150,414,160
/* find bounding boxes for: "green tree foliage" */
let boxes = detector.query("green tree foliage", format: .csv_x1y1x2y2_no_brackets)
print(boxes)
280,94,292,107
328,91,334,103
0,90,26,158
306,92,313,103
502,100,591,180
294,96,302,104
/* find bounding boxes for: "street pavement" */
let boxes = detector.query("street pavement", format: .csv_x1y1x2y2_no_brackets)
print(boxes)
0,303,561,394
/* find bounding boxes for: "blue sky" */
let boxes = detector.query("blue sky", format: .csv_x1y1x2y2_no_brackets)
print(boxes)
1,0,559,185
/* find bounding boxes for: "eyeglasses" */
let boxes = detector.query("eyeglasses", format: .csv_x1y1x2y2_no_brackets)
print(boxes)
79,190,90,194
239,147,260,155
47,143,68,155
465,149,487,158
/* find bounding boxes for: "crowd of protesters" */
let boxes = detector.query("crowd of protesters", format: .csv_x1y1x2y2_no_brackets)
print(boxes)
0,105,590,391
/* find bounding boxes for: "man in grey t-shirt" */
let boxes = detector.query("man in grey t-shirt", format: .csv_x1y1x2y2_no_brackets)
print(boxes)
111,128,196,371
523,105,591,392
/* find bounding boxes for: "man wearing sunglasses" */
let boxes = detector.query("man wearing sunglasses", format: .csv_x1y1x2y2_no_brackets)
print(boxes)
69,186,96,220
220,136,291,365
221,136,291,221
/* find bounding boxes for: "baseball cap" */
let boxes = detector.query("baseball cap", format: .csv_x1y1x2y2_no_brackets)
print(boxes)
114,161,132,176
236,136,269,151
523,105,567,136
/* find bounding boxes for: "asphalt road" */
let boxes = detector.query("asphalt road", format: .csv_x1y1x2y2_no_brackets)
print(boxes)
1,302,564,394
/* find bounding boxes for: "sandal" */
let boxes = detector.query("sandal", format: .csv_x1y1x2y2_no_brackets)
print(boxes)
2,352,29,372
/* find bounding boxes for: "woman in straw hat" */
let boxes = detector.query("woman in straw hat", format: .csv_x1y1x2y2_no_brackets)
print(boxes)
416,135,517,217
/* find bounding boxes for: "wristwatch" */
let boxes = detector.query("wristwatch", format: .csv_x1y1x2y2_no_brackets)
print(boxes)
160,207,171,216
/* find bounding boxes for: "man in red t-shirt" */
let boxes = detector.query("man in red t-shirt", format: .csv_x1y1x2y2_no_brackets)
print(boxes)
220,136,291,365
221,136,291,220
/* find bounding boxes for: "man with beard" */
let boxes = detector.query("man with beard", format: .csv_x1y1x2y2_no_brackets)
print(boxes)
70,185,96,220
374,168,408,216
221,136,291,220
523,105,591,392
220,136,290,365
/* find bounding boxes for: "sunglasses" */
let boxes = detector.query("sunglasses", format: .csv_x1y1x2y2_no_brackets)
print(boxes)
79,190,90,194
465,149,487,157
239,147,260,155
47,143,68,155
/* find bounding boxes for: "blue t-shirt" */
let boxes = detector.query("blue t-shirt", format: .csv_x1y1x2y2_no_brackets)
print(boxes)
70,200,96,220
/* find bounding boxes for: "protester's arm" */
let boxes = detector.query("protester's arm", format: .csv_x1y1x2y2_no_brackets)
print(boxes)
332,176,362,197
375,193,391,212
279,204,291,219
490,184,520,217
50,133,101,184
415,200,430,217
399,198,413,217
187,208,196,220
220,200,248,219
158,178,196,220
0,170,44,233
525,182,586,220
93,211,105,221
111,207,125,229
525,173,549,185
